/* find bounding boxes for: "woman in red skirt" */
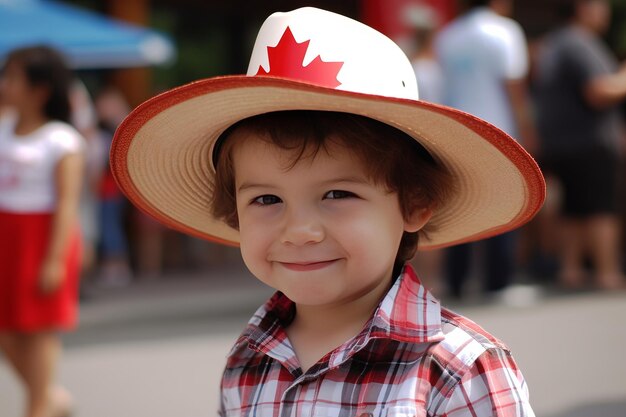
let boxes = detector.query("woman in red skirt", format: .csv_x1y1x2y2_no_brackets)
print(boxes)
0,46,84,417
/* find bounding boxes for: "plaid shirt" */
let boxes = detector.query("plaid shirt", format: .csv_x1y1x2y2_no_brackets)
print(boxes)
219,265,535,417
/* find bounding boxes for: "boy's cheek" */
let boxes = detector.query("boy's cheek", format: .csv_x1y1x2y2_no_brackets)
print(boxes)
237,217,268,242
238,228,270,263
238,241,260,275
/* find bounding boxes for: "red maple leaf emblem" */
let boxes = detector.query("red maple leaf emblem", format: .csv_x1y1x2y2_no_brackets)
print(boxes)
256,27,344,88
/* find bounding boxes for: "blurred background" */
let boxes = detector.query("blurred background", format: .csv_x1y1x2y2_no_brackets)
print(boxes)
1,0,626,416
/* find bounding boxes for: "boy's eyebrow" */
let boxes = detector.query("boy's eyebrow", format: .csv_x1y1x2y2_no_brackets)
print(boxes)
320,176,369,186
237,176,369,193
237,182,277,193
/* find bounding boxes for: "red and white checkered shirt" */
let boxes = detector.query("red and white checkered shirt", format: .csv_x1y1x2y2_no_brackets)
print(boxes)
219,265,535,417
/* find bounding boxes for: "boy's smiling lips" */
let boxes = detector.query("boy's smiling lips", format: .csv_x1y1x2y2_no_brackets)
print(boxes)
276,259,340,271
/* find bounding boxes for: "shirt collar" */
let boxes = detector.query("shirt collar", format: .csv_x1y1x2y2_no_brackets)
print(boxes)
369,264,444,344
233,264,444,370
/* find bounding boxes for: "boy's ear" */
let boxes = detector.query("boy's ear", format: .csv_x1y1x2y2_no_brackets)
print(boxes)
404,207,433,233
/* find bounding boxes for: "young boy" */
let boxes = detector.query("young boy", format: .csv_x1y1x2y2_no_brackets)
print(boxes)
110,7,544,417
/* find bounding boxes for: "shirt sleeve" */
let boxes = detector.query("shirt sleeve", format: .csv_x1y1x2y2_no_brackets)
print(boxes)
562,37,615,90
500,21,529,81
49,122,85,163
435,348,535,417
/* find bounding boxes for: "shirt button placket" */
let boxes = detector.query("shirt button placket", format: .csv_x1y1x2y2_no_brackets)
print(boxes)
279,380,302,417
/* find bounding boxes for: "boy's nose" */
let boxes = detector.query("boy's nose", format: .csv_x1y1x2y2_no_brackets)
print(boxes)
280,207,324,246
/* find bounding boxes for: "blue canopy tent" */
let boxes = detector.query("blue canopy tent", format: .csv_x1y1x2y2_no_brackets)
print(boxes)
0,0,176,69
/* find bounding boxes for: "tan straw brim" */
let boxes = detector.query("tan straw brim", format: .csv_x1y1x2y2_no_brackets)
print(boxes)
111,75,545,250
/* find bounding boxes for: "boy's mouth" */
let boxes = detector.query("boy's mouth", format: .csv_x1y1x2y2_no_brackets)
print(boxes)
277,259,339,271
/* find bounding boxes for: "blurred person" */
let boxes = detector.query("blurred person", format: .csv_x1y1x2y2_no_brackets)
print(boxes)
407,4,445,104
0,46,83,417
435,0,537,300
534,0,625,290
406,4,446,294
94,86,132,286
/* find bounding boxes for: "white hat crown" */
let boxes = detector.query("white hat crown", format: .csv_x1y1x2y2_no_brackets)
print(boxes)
247,7,420,101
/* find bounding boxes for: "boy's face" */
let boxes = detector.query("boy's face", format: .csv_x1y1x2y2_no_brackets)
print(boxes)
232,132,428,308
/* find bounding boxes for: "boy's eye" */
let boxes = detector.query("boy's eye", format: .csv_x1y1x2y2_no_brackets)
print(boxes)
324,190,355,200
252,195,282,205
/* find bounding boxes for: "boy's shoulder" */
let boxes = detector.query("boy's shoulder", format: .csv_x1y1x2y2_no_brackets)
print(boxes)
426,307,510,375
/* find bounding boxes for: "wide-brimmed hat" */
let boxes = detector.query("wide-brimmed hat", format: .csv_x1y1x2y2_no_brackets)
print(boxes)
110,7,545,250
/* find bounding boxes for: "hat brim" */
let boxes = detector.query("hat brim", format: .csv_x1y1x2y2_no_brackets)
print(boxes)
111,75,545,250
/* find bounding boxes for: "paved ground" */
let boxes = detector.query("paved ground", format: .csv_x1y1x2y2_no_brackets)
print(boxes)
1,264,625,417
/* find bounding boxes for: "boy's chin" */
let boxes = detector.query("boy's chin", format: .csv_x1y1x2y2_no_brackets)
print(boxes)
280,288,344,307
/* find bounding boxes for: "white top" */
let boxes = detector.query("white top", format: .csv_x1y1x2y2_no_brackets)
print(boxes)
435,7,529,137
0,113,84,213
412,57,445,104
